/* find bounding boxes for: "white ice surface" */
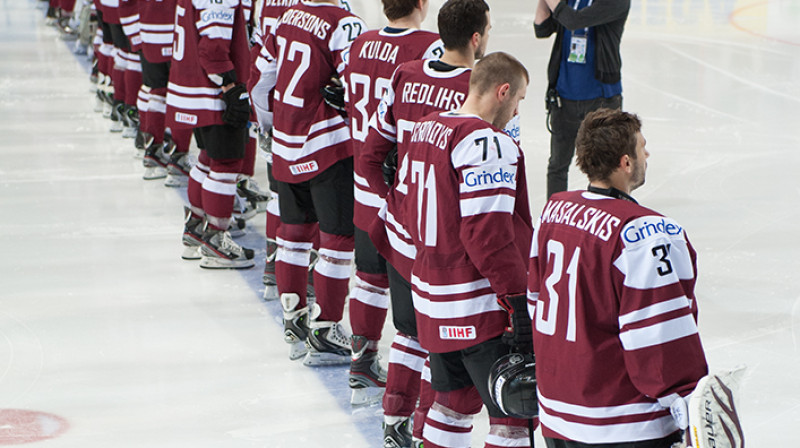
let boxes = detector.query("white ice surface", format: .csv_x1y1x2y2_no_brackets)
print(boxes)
1,0,799,446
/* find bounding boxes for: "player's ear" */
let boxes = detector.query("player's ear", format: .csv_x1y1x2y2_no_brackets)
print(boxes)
620,154,632,174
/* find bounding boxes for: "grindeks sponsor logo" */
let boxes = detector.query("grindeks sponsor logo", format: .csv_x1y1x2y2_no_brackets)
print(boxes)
622,218,683,243
462,166,516,189
200,9,235,25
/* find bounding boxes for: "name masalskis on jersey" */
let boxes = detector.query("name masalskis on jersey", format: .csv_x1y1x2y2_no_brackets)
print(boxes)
359,40,399,64
278,9,331,39
410,120,453,150
401,82,465,111
540,199,621,242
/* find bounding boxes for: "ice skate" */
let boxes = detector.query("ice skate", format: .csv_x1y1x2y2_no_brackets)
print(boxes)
236,177,269,213
261,239,278,301
199,228,255,269
303,310,352,367
383,417,413,448
280,293,309,360
349,335,386,406
164,151,192,188
181,208,203,260
142,140,169,180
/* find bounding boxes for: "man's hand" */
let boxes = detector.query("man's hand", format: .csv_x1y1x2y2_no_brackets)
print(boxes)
221,84,251,128
497,294,533,353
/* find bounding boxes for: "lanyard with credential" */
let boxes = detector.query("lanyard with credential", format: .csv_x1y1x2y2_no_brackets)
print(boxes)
567,0,593,64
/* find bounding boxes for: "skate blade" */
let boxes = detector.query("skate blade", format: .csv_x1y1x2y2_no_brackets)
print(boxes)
350,387,384,407
262,285,279,301
143,166,167,180
199,257,255,270
181,246,201,260
288,341,308,360
164,174,188,188
302,351,351,367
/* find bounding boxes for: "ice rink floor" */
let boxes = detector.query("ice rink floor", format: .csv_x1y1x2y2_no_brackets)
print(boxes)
1,0,799,446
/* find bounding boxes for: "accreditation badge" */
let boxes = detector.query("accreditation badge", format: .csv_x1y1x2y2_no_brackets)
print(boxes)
568,35,587,64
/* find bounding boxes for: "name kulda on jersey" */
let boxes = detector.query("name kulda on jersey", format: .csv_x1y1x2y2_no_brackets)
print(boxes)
359,41,400,64
540,199,621,242
278,9,331,39
401,82,465,111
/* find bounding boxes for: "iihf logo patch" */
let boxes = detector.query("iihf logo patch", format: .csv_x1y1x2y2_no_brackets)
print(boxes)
439,325,476,340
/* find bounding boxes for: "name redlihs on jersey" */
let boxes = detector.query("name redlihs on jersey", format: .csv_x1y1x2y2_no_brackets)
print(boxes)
401,82,465,111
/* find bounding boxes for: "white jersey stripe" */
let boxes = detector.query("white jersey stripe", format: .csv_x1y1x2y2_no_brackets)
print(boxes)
272,126,351,161
412,291,501,319
619,314,699,351
412,275,491,296
618,296,692,327
459,194,515,217
539,407,676,444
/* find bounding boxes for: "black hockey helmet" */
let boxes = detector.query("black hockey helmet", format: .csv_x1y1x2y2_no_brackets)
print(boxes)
488,352,539,419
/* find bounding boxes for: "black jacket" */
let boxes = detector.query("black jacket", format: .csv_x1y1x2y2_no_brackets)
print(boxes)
534,0,630,91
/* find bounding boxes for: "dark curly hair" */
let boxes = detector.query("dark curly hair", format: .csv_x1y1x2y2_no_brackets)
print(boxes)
575,108,641,182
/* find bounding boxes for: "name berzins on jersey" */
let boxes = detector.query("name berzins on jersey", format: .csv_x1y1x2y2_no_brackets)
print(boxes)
278,9,331,39
410,120,453,151
401,82,465,111
540,199,621,242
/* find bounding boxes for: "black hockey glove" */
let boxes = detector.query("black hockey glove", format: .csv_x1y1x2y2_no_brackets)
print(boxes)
321,76,346,117
497,294,533,353
382,145,398,187
221,84,251,129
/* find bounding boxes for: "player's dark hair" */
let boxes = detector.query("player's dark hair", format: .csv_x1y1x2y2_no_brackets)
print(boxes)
438,0,490,50
382,0,420,21
470,52,529,96
575,108,642,182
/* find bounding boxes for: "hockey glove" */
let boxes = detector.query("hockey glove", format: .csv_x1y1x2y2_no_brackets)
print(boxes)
382,145,398,187
497,294,533,353
321,76,346,117
221,84,251,129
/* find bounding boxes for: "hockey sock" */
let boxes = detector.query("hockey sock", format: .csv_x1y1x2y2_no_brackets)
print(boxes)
313,232,354,323
187,151,209,218
136,85,150,135
276,223,318,307
349,271,389,341
202,157,244,231
147,88,167,143
486,417,534,448
423,394,483,448
384,333,426,418
242,126,257,177
123,53,142,107
413,358,435,440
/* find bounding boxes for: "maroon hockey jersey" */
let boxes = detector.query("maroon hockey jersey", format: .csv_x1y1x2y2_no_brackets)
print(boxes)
138,0,177,64
165,0,251,130
251,1,366,183
401,111,532,353
97,0,121,24
529,190,708,443
345,28,442,232
364,60,471,280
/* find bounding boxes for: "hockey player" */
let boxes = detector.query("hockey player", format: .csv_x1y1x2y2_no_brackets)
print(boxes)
136,0,195,184
358,0,492,444
247,0,303,300
168,0,255,269
398,51,533,448
342,0,443,409
251,0,366,365
527,108,725,447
